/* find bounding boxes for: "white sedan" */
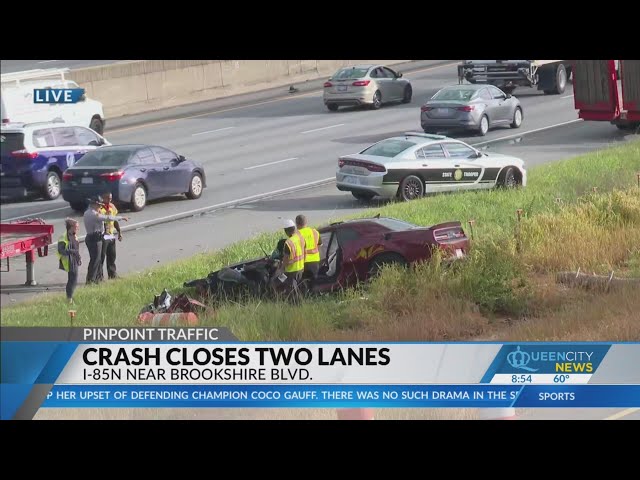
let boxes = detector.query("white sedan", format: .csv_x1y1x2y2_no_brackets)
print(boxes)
336,132,527,202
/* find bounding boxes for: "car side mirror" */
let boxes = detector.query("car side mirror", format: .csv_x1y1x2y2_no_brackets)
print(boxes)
397,72,403,78
506,93,512,99
475,150,483,158
178,155,186,162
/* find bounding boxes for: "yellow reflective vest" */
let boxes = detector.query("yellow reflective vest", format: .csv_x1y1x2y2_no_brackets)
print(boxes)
56,232,70,272
299,226,320,263
99,203,118,235
284,232,305,273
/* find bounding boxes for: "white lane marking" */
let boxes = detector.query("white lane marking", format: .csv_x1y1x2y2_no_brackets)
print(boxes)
474,119,583,146
191,126,235,136
37,60,59,64
107,62,457,135
0,118,591,225
31,177,332,248
604,408,639,420
76,176,336,241
2,205,70,222
562,94,575,99
244,157,298,170
300,123,345,134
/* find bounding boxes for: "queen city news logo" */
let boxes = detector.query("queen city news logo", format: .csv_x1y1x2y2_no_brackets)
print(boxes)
506,346,594,373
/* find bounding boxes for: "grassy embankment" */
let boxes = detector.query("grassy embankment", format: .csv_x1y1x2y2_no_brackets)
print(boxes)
3,141,640,343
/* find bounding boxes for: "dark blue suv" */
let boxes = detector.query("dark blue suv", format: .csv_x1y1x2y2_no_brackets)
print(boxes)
0,121,110,201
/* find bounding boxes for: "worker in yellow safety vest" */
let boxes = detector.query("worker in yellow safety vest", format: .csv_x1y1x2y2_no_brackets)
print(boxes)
278,219,306,293
296,214,322,281
57,218,82,304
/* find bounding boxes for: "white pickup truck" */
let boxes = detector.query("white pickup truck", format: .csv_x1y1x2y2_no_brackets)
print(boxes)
457,60,572,95
1,68,106,134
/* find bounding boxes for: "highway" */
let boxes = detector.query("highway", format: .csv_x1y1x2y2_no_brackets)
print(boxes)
1,61,636,307
0,60,131,73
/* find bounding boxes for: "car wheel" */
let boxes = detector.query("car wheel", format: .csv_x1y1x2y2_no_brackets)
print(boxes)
351,191,375,202
367,253,407,278
510,107,523,129
131,183,147,212
371,90,382,110
90,117,104,135
44,171,61,200
327,103,339,112
402,85,413,104
498,167,519,189
478,115,489,136
70,201,88,212
186,172,203,199
398,174,424,202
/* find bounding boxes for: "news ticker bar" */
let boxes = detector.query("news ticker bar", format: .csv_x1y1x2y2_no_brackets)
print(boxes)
41,384,640,409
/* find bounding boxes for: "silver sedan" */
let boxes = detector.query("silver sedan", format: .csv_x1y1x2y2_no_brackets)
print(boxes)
420,84,523,136
323,64,413,111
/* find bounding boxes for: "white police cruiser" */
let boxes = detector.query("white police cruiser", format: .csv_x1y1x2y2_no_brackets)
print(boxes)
0,120,110,200
336,132,527,202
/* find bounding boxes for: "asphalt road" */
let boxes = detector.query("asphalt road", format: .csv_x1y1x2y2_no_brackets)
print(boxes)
0,60,130,74
1,62,601,230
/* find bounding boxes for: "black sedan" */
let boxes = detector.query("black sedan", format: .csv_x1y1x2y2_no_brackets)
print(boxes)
61,144,206,212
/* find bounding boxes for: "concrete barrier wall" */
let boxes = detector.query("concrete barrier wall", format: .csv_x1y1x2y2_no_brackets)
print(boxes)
68,60,411,119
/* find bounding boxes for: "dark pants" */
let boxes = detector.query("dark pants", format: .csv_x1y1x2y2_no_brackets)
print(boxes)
85,233,103,284
304,262,320,280
100,239,117,280
66,269,78,300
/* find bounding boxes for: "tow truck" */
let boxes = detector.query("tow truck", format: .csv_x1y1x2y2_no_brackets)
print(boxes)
457,60,572,95
572,60,640,131
0,219,54,286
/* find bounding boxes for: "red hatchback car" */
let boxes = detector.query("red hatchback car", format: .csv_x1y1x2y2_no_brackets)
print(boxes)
185,216,470,298
312,216,469,291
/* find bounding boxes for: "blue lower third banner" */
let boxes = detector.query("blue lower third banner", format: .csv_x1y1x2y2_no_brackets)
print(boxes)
41,384,640,409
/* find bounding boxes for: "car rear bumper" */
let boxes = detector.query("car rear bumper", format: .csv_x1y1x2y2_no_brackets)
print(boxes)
0,173,46,198
324,90,375,106
61,182,135,205
421,114,479,130
336,171,397,197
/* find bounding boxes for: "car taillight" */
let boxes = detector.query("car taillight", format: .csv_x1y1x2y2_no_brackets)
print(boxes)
434,229,466,241
457,105,475,112
324,81,333,88
100,171,125,182
352,80,370,87
62,172,74,181
420,106,433,112
366,163,385,172
10,150,38,159
2,118,10,124
339,158,386,173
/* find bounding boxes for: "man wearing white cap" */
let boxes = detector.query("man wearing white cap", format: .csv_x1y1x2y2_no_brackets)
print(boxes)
277,219,306,296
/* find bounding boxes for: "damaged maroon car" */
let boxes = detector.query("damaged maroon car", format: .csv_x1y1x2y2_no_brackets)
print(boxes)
184,216,470,299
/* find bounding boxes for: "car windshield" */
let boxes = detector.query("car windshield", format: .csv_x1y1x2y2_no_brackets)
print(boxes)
74,149,132,167
432,88,476,101
332,67,369,80
373,218,418,231
360,139,415,158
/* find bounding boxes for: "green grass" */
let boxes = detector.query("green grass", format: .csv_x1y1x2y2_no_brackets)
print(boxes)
3,140,640,339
